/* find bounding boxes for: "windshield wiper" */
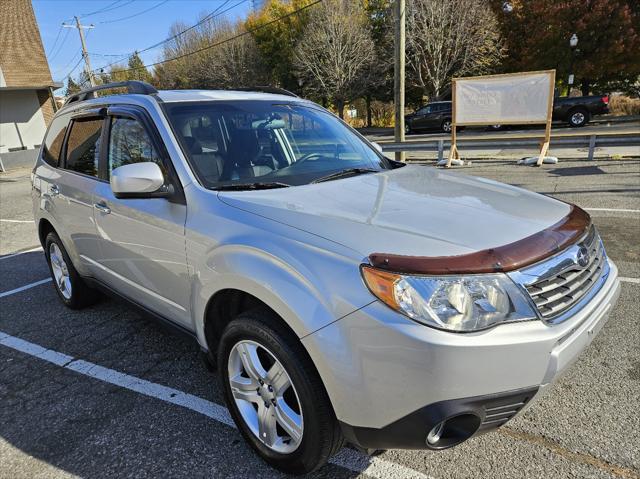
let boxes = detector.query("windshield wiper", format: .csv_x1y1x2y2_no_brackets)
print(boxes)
212,182,290,191
311,168,379,184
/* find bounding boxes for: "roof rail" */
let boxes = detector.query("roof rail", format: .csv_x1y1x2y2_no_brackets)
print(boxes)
64,81,158,106
234,86,299,98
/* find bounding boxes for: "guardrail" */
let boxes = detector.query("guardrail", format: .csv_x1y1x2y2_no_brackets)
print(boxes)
378,129,640,162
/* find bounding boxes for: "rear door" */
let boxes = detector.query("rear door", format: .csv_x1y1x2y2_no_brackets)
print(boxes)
45,111,105,272
92,106,191,328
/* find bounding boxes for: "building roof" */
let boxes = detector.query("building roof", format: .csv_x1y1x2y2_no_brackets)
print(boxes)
0,0,54,89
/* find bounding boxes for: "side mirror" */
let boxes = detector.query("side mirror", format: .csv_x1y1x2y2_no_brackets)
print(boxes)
110,162,167,198
372,142,383,153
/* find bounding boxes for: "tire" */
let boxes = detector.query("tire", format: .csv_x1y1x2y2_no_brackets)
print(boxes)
567,108,589,127
44,231,100,309
218,310,343,474
441,119,452,133
405,122,412,135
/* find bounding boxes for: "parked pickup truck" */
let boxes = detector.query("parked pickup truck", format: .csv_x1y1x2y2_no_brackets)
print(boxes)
553,94,609,127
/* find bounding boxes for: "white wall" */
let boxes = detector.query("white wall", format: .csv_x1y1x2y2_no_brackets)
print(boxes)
0,90,47,153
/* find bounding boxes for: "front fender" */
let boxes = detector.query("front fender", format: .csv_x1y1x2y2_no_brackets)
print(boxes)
190,240,373,349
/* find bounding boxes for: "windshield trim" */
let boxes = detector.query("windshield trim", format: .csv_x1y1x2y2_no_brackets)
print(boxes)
160,99,393,191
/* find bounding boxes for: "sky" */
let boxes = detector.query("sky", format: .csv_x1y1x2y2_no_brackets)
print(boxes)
32,0,253,89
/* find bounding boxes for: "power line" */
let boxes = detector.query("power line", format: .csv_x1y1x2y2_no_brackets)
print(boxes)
48,28,70,62
46,25,63,56
98,0,171,24
103,0,320,75
78,0,134,19
92,0,244,73
53,50,82,77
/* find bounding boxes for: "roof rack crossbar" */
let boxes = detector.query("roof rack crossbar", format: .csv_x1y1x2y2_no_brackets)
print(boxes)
64,81,158,106
234,86,299,98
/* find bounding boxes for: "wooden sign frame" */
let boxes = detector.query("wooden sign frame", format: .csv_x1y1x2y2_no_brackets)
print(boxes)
447,69,556,167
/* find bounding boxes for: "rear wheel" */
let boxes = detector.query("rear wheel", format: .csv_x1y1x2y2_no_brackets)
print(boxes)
441,119,452,133
44,232,99,309
218,310,343,474
568,108,589,127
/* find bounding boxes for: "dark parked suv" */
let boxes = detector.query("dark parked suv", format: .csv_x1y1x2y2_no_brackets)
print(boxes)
405,101,452,134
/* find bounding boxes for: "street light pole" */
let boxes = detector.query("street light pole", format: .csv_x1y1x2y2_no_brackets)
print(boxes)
394,0,406,162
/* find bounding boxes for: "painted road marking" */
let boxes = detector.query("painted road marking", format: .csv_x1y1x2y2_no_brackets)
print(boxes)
0,278,51,298
619,276,640,284
0,219,33,223
585,208,640,213
0,331,433,479
0,246,42,261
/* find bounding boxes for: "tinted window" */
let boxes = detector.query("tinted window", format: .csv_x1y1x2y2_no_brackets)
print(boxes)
165,101,389,188
42,115,68,167
65,118,102,177
108,117,163,178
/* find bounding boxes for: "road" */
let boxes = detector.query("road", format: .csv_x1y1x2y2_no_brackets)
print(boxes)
1,159,639,479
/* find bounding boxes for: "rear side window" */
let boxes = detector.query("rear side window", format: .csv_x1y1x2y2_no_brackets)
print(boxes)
107,117,163,178
65,118,103,177
42,115,68,167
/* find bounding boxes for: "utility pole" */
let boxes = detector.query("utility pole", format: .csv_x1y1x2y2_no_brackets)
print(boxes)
63,17,96,87
394,0,406,162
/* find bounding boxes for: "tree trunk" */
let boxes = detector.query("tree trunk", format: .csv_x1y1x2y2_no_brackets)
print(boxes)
366,95,372,127
581,79,591,96
336,99,345,119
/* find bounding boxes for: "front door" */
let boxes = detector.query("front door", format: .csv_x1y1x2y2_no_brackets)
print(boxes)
92,111,191,328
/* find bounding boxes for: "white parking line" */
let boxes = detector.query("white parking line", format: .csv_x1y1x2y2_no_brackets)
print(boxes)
0,330,433,479
0,246,42,261
0,278,51,298
0,219,33,223
585,207,640,213
619,276,640,284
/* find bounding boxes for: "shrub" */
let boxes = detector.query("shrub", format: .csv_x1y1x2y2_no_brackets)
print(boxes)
609,95,640,116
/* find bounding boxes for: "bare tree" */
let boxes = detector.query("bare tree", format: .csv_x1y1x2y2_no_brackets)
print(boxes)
293,0,377,118
406,0,504,99
155,16,266,89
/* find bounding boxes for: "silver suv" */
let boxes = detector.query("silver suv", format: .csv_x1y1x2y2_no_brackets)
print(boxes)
32,81,621,474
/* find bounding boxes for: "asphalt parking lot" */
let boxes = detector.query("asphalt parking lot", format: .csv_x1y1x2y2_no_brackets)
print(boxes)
1,158,639,479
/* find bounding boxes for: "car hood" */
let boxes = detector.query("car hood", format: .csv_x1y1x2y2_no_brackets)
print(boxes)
218,165,571,259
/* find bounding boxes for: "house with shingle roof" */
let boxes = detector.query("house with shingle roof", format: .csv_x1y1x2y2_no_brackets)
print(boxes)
0,0,61,154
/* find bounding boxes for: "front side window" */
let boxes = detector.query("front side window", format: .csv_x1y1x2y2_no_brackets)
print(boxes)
107,117,163,178
65,118,103,177
165,101,390,189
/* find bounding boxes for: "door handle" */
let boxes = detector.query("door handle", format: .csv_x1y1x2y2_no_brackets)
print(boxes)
50,184,60,196
94,202,111,214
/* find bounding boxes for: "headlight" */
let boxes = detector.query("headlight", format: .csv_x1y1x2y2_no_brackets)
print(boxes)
361,266,536,332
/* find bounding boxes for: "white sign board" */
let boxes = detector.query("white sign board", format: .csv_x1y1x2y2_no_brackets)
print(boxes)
454,71,554,125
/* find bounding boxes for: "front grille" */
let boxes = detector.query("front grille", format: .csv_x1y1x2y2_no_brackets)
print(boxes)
524,226,606,319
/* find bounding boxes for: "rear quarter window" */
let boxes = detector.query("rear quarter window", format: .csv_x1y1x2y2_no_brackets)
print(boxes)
42,115,69,167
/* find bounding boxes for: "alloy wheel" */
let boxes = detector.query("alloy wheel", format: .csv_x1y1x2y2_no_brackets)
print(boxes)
49,243,72,300
442,121,452,132
228,340,304,454
571,112,585,126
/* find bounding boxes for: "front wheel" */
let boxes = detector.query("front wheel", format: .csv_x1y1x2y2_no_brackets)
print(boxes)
218,310,343,474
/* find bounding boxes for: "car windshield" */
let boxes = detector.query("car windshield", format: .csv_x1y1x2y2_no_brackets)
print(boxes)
164,101,390,189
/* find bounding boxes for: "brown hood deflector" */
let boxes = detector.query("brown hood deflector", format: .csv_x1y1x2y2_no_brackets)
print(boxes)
369,205,591,275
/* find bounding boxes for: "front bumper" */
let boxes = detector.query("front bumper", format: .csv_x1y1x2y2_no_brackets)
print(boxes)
302,261,620,449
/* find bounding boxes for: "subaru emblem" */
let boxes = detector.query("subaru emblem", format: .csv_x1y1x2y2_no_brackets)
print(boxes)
577,246,590,268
